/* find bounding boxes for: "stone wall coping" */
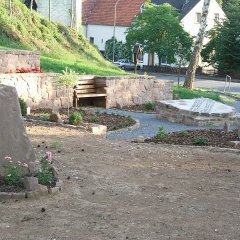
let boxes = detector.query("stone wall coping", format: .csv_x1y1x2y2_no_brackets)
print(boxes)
0,73,59,78
0,50,41,55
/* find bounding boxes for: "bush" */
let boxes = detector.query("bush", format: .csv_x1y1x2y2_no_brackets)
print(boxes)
193,137,209,146
156,127,168,141
144,102,156,111
19,98,27,116
35,159,54,186
3,162,23,186
69,111,83,125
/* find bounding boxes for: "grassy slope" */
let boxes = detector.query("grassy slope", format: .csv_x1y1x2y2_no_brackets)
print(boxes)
0,0,125,75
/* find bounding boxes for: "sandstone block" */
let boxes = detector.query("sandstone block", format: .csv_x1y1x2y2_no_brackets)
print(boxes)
0,85,36,166
90,124,107,136
48,187,60,195
23,177,39,191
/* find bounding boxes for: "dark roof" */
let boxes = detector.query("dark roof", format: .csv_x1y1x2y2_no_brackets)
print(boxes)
82,0,201,26
82,0,144,27
152,0,200,18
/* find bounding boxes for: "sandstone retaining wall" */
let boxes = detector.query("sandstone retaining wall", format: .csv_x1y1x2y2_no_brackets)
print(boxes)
95,76,173,108
0,50,40,74
0,74,173,110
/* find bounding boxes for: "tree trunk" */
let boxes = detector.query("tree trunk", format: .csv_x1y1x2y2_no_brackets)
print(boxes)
9,0,12,16
30,0,33,12
183,0,211,89
49,0,51,21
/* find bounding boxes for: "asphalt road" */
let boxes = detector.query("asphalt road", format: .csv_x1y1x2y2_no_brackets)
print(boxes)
146,72,240,94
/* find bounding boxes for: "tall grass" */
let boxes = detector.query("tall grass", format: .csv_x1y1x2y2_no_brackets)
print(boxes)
0,0,126,75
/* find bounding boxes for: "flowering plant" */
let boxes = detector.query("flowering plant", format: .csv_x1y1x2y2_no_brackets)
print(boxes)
3,157,23,186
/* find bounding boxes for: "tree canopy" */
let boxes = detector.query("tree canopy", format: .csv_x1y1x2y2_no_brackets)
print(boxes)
201,4,240,74
125,3,192,66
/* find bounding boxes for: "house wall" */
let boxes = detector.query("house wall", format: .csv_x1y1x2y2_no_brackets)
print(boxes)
181,0,225,43
0,50,40,74
84,24,127,51
0,74,173,110
37,0,82,30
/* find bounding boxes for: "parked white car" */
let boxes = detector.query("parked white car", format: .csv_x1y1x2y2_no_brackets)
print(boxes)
114,59,141,70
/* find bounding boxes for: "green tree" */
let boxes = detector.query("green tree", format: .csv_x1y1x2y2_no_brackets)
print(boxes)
222,0,240,16
105,37,131,61
201,4,240,74
126,3,192,66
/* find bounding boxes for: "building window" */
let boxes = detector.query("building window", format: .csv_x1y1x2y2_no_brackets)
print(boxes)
214,13,219,24
140,4,145,13
90,37,94,44
196,13,201,23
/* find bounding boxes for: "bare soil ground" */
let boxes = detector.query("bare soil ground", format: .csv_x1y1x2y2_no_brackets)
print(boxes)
0,125,240,240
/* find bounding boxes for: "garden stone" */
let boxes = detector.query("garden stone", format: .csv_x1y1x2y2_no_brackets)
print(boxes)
223,121,230,133
90,124,107,136
0,85,36,166
49,112,63,124
23,176,39,191
136,135,145,143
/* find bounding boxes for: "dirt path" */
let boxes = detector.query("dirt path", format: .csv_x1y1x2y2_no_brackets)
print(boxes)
0,125,240,240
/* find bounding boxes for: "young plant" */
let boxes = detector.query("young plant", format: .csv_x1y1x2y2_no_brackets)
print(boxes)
57,68,79,117
179,130,189,137
3,160,23,186
89,115,97,123
39,113,50,120
19,98,27,117
35,159,54,186
69,111,83,125
51,140,62,151
156,127,168,141
193,137,209,146
144,102,156,111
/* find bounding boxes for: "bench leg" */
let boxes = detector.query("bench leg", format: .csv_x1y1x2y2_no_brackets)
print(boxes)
73,97,78,108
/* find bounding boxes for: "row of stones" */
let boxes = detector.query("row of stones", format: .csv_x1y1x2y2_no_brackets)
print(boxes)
0,180,63,201
156,109,239,127
157,101,236,118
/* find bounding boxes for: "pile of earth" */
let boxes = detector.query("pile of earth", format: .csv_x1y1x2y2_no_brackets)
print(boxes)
26,108,136,131
144,129,240,149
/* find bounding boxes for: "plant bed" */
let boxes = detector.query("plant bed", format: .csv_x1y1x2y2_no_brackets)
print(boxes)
26,108,136,131
144,129,240,149
119,104,156,113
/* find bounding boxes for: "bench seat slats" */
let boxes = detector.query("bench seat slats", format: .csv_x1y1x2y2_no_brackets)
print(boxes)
75,93,107,98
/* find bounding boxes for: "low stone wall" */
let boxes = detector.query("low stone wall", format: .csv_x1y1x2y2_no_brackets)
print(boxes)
95,76,173,108
0,73,68,109
0,73,173,110
0,50,40,74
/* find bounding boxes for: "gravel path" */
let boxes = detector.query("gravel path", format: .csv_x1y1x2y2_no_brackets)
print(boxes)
102,99,239,141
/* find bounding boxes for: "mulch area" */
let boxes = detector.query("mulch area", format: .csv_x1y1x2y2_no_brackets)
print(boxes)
0,176,25,193
145,129,240,149
26,108,136,132
120,104,155,113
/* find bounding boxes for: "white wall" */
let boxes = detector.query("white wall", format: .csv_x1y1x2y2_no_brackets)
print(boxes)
182,0,225,41
37,0,82,30
84,24,127,51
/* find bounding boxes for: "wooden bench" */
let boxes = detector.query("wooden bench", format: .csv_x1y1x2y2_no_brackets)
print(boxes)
73,78,107,108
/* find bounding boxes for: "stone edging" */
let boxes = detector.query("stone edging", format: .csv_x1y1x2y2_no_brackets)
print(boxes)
0,179,64,201
108,118,140,134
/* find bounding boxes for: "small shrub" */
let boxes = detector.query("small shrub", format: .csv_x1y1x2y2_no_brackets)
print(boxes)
39,113,50,120
89,115,97,123
156,127,168,141
144,102,156,111
3,161,23,186
69,111,83,125
19,98,27,117
194,137,209,146
51,140,62,150
35,159,54,186
179,130,189,137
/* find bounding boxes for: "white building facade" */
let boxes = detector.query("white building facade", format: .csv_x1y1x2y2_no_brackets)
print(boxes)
37,0,82,31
